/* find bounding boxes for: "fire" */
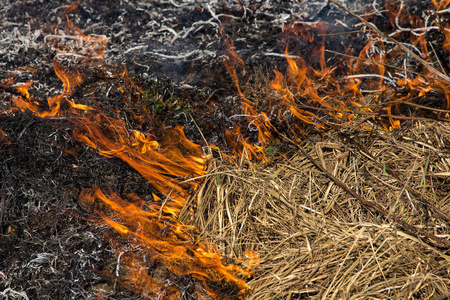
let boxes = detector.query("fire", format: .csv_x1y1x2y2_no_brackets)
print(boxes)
3,0,450,298
222,31,275,155
0,129,11,146
73,116,206,205
79,187,253,299
225,126,266,161
433,0,450,11
2,3,256,299
14,80,33,100
8,1,104,118
222,0,450,143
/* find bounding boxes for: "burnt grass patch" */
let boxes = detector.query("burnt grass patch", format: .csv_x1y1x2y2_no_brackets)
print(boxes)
2,0,450,299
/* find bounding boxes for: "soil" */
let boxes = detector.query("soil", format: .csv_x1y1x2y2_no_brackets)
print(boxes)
1,0,449,299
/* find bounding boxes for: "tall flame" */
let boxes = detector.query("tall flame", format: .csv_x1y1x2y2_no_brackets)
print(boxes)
73,116,205,206
3,3,256,299
4,0,450,298
222,2,450,144
222,29,274,157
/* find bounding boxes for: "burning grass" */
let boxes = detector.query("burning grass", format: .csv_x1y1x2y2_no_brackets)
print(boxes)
191,119,450,299
2,0,450,299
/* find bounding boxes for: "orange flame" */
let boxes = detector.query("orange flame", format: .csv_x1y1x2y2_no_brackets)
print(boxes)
223,3,450,137
225,126,266,161
73,116,206,206
11,60,95,118
432,0,450,11
4,1,450,298
4,3,256,298
222,28,274,153
0,129,12,146
8,0,105,119
15,80,33,99
79,187,253,299
443,25,450,51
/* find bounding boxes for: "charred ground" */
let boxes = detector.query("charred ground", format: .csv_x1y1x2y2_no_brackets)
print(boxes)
1,0,450,299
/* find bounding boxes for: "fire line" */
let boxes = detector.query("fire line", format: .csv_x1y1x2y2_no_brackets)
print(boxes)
2,0,450,299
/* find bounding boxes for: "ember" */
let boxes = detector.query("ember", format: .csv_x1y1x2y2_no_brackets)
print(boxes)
1,0,450,299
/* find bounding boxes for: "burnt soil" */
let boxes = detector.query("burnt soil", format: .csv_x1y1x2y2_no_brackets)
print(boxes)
1,0,449,299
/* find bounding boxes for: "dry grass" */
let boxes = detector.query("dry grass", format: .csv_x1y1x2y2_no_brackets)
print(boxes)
183,120,450,299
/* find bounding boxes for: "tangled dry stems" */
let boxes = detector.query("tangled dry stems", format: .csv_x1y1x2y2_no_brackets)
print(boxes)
184,120,450,299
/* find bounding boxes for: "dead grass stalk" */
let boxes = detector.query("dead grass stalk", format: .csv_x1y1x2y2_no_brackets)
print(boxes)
185,120,450,299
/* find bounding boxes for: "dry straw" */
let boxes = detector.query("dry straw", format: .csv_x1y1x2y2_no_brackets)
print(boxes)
178,2,450,298
182,119,450,299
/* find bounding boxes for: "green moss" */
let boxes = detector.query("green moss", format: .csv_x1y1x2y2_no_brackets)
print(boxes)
141,80,190,115
265,145,279,157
